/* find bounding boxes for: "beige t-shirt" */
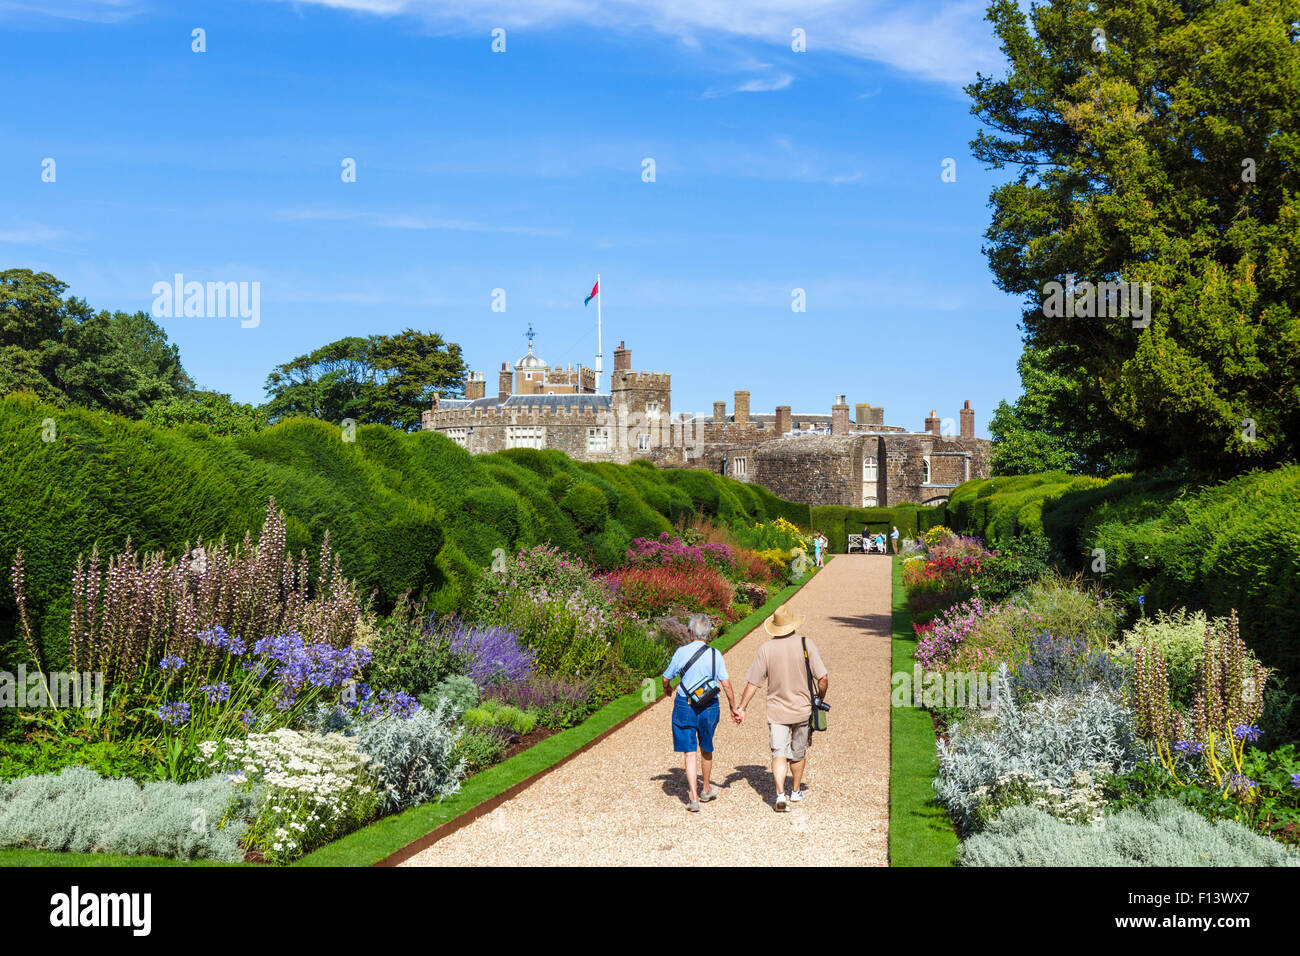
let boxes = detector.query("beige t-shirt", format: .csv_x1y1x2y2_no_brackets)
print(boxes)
745,633,827,725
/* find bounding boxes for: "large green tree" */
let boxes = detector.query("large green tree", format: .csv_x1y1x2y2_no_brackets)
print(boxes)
0,269,191,416
263,330,464,430
969,0,1300,472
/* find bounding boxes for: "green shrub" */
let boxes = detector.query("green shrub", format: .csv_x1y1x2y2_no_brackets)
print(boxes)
460,699,537,736
1110,609,1248,710
958,799,1300,867
420,674,479,717
559,481,609,534
0,737,164,783
456,727,509,775
364,602,460,697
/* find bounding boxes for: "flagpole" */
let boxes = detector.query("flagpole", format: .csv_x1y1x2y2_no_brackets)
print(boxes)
596,273,602,394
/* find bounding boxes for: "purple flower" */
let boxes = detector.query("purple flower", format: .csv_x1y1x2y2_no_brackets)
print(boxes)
239,708,258,728
198,626,247,655
1223,774,1257,795
1232,724,1261,743
157,701,191,726
446,623,536,687
199,681,231,704
1174,740,1203,756
1291,774,1300,791
159,654,185,672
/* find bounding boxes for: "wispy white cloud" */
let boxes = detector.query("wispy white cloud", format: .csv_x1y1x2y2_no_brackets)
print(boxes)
274,208,568,237
736,72,793,93
0,222,82,244
258,0,1001,86
0,0,142,22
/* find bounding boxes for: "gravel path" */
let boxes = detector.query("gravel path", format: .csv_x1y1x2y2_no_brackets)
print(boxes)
402,554,893,866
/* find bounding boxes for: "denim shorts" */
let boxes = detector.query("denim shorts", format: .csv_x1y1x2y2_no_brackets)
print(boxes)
671,694,720,753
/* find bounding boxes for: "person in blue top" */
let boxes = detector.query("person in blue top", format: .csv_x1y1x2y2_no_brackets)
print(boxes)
660,614,739,812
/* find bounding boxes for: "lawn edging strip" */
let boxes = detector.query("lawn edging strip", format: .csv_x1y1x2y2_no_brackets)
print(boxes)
888,555,959,867
297,566,824,868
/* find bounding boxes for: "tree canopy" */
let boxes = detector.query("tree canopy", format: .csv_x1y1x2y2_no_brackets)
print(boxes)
263,330,465,430
0,268,191,416
970,0,1300,473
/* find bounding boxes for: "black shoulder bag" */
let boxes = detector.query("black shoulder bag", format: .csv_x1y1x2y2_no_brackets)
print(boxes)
679,643,721,710
802,636,829,731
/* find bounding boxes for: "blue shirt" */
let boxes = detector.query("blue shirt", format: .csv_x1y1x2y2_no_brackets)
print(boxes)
663,641,729,698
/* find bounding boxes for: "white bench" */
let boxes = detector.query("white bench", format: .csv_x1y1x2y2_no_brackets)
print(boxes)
847,534,864,553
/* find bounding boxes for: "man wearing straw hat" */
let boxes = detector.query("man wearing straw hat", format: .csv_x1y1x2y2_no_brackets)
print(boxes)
736,604,829,811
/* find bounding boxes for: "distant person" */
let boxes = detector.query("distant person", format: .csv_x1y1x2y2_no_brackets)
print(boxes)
875,532,886,553
861,523,870,554
736,604,829,812
812,532,824,567
661,614,739,812
890,526,900,554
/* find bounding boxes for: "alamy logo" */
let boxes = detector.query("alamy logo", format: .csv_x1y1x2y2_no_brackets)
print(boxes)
1041,273,1152,328
151,273,260,328
49,886,151,936
0,666,103,716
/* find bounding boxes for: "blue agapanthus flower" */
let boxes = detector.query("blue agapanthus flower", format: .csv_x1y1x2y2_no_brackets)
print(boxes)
1233,724,1262,743
1291,773,1300,791
199,681,231,704
1174,740,1203,756
198,626,247,656
157,701,191,726
159,654,185,671
239,708,258,728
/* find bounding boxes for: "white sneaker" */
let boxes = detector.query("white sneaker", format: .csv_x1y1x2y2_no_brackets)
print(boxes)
775,792,789,812
788,790,803,803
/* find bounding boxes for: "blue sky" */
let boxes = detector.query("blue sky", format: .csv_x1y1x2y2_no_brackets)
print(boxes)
0,0,1027,437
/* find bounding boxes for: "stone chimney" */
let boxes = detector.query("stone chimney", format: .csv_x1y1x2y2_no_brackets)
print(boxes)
734,390,750,429
498,363,512,404
832,395,849,436
960,399,974,439
925,409,941,436
713,400,726,424
465,371,485,401
856,402,884,427
775,405,791,435
613,340,631,372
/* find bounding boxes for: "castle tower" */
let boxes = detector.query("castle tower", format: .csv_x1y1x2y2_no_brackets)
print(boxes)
960,400,974,439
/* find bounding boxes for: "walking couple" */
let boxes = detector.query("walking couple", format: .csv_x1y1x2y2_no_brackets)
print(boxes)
660,605,829,813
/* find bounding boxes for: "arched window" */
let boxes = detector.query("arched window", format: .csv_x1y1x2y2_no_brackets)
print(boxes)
922,456,931,484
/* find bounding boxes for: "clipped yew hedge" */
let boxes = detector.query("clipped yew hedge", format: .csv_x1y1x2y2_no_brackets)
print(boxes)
811,504,947,552
0,393,812,671
943,466,1300,691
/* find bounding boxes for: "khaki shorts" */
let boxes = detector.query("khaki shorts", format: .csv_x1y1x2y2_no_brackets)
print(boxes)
769,721,811,761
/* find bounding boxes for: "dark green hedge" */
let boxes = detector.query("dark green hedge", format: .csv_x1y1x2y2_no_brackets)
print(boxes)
943,466,1300,692
810,504,946,552
0,393,810,670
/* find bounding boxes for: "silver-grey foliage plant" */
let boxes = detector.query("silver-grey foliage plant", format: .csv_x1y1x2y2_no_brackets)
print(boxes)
354,699,466,814
0,766,258,862
934,667,1142,834
959,799,1300,867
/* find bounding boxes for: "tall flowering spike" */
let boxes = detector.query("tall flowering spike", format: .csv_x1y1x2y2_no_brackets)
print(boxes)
10,549,42,669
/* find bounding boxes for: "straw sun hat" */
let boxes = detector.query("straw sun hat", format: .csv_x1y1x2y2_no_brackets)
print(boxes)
763,604,804,637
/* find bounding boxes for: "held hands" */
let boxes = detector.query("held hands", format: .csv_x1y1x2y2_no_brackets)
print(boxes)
731,706,744,726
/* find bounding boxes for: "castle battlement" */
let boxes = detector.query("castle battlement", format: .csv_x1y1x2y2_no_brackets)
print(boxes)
611,370,670,387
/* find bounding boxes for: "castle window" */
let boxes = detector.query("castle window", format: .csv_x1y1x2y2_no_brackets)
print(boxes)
732,457,748,479
862,495,878,508
587,427,610,452
922,456,931,484
507,426,545,450
447,427,469,449
646,401,660,418
637,433,650,451
863,456,878,483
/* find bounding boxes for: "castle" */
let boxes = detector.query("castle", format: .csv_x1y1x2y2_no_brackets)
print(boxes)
421,336,991,509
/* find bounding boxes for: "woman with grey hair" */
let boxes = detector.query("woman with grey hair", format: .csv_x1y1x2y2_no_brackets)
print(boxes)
660,614,740,811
